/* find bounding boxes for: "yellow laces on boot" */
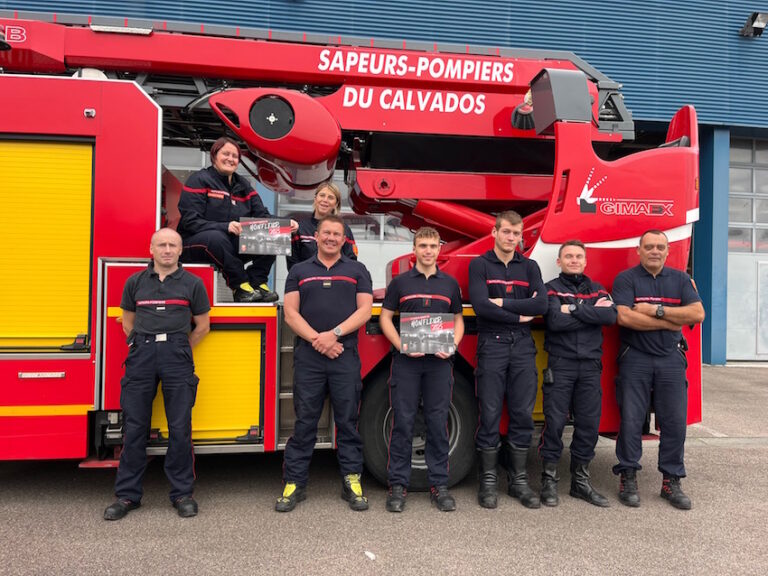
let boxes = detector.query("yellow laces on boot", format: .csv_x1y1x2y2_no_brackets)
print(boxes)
279,482,298,502
345,474,365,499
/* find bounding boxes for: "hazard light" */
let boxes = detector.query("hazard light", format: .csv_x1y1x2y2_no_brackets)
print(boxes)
511,90,535,131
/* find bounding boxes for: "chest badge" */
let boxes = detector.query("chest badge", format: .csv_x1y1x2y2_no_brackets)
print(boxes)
323,280,332,289
231,199,236,206
506,285,513,294
423,298,431,307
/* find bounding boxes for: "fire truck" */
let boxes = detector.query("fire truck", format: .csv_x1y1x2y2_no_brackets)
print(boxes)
0,13,701,490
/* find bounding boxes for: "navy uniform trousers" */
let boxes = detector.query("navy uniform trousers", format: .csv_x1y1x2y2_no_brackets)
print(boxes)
538,356,602,464
387,354,453,487
475,331,538,449
114,332,199,503
283,339,363,486
613,346,688,477
182,229,275,289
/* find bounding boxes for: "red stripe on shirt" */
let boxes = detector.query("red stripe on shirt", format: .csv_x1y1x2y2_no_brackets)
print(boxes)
487,279,529,287
136,299,190,306
547,290,607,299
298,275,358,286
399,294,452,305
634,296,681,305
181,186,209,195
231,191,260,202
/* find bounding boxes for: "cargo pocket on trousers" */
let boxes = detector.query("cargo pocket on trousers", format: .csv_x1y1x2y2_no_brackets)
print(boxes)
119,376,132,407
614,374,623,407
188,374,200,408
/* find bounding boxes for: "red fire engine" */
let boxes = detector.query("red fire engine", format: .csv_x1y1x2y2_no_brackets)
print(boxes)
0,13,701,489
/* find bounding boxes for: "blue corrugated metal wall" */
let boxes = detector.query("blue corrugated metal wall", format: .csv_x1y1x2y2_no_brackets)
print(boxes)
3,1,766,127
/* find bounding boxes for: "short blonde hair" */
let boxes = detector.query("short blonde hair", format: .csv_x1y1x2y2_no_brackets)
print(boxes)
315,182,342,215
413,226,440,245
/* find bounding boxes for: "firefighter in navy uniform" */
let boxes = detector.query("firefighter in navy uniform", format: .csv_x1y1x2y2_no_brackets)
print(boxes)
379,227,465,512
104,228,210,521
468,210,548,509
611,230,705,510
287,181,357,270
178,136,297,303
539,240,616,507
276,215,373,512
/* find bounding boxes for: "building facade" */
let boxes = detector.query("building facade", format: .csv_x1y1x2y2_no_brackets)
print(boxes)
4,0,767,362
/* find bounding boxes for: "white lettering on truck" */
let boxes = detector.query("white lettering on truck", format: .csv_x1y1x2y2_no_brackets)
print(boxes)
342,86,486,115
318,49,513,83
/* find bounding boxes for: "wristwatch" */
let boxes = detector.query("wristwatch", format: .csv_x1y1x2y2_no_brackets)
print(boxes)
333,326,343,337
655,304,665,319
568,304,577,313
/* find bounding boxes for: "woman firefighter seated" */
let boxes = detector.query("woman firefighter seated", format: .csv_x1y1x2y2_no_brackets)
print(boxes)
177,136,297,302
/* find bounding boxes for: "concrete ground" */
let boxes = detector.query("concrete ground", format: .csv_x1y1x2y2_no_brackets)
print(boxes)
1,365,767,576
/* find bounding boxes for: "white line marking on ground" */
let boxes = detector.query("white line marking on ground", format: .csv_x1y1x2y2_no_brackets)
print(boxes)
690,422,728,437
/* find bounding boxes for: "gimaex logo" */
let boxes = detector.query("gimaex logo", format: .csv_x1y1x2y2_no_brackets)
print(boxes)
577,168,674,217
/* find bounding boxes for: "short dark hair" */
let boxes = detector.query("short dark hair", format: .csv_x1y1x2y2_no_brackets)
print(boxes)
316,214,345,232
413,226,440,245
495,210,522,228
558,239,586,258
639,229,668,245
210,136,241,164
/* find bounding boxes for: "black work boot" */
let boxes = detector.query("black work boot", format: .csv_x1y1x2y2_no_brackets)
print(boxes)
103,499,140,521
430,485,456,512
386,484,407,513
172,495,199,518
540,461,560,507
618,469,640,507
275,482,306,512
233,284,262,303
504,443,541,509
660,475,692,510
341,473,369,511
569,462,610,507
477,447,499,509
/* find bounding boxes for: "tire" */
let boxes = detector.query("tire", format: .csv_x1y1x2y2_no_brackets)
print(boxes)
360,367,477,492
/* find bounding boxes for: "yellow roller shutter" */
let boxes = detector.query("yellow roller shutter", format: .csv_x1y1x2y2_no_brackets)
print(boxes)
152,328,263,441
0,140,93,349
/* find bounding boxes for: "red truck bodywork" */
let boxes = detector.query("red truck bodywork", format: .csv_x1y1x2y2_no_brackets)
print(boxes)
0,15,701,487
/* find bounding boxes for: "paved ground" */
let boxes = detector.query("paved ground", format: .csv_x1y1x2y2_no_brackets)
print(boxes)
1,365,767,576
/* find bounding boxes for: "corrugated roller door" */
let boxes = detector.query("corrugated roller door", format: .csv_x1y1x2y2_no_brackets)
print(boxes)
151,328,263,441
0,140,93,349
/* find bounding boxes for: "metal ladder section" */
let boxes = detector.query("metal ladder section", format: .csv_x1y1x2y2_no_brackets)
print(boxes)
277,312,336,450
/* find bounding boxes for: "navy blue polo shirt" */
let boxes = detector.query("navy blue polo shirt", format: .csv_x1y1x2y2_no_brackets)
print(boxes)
121,263,210,335
382,266,462,315
612,264,701,356
285,254,372,339
468,249,548,334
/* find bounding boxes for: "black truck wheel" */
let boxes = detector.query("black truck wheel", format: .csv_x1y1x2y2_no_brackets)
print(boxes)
359,368,477,492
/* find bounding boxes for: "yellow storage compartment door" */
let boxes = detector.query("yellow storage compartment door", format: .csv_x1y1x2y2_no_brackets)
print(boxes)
151,327,263,443
0,140,93,349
